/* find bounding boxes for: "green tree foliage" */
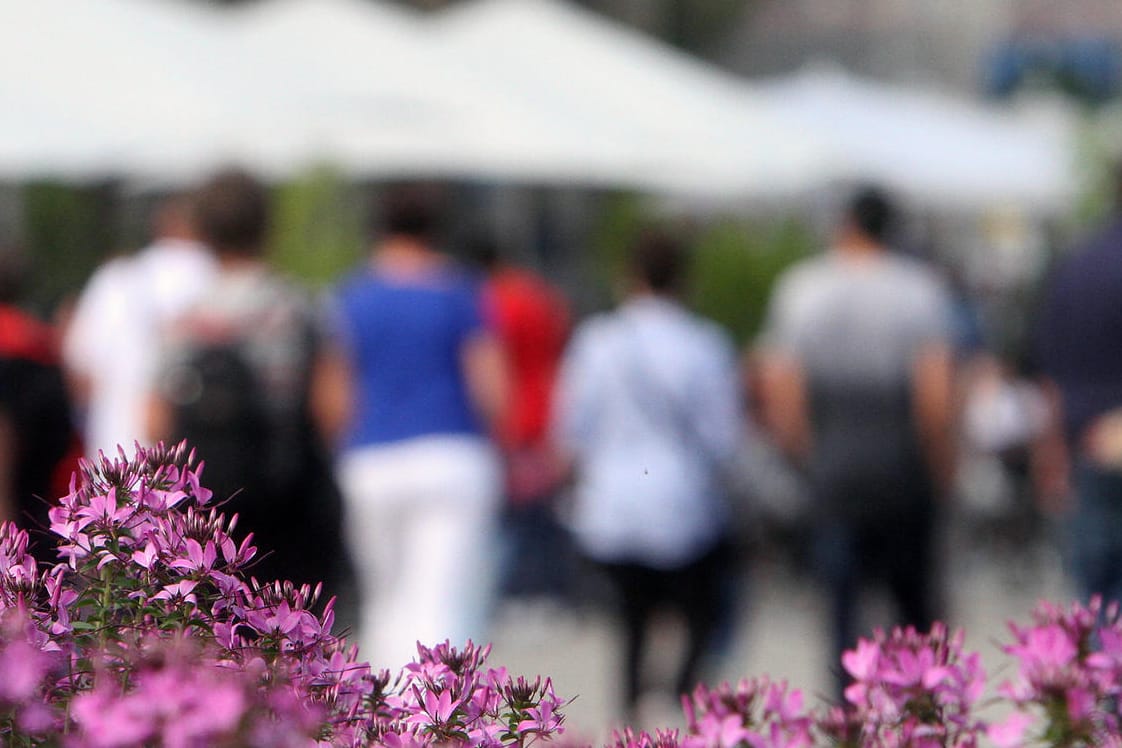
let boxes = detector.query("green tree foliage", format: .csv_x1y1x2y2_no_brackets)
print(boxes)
588,191,646,305
21,181,115,311
591,192,814,344
688,217,813,345
269,167,364,288
658,0,752,53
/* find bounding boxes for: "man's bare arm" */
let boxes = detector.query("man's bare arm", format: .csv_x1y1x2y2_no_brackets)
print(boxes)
912,343,956,497
758,351,812,463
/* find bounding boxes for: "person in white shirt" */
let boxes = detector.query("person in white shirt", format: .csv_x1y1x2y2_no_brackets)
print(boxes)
553,230,743,720
63,196,217,457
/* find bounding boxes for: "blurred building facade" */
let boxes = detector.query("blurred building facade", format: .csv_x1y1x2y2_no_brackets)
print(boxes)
200,0,1122,101
717,0,1121,99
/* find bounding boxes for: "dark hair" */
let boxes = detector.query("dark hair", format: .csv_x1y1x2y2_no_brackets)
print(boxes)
466,234,502,271
0,245,27,304
631,231,687,294
193,169,269,256
846,185,896,243
378,183,445,241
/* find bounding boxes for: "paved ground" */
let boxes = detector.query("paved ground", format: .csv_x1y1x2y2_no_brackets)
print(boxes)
485,532,1072,743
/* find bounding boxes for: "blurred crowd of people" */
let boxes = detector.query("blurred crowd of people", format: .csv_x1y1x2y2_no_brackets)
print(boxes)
3,166,1122,720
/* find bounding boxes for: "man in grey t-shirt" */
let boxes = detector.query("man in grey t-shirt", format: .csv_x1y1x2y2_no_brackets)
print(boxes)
759,187,955,691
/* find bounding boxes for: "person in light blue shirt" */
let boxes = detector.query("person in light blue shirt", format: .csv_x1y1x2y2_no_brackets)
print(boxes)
553,230,743,719
325,184,507,670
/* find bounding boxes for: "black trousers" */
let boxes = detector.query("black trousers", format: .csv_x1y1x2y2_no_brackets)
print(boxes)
813,503,937,697
596,541,732,717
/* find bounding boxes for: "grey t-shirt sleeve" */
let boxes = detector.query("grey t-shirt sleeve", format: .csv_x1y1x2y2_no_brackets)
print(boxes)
906,271,954,349
760,265,810,356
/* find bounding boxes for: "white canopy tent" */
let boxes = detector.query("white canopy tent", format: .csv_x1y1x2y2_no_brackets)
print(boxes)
760,65,1079,212
430,0,839,199
0,0,1078,212
0,0,291,182
225,0,648,185
0,80,123,180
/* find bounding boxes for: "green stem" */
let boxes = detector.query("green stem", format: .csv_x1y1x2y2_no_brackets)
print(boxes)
97,564,115,658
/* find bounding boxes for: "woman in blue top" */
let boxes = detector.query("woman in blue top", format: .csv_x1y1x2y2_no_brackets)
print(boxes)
321,184,506,669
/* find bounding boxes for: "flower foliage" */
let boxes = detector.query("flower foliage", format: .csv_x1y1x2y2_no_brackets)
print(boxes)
822,622,987,748
988,597,1122,747
3,442,1122,747
0,443,568,747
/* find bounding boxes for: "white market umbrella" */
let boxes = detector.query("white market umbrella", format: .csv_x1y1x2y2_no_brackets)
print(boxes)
762,65,1078,212
227,0,647,184
431,0,838,198
0,0,303,182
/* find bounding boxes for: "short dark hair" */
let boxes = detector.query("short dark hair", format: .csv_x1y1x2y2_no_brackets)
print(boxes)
846,185,896,243
466,234,502,271
0,244,27,304
193,169,269,256
378,182,445,241
631,230,687,294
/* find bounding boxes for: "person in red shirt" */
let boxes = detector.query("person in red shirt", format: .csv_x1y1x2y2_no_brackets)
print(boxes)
472,237,573,600
0,246,79,560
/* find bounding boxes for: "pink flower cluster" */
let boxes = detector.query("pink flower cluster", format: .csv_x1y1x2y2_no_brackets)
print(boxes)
0,443,570,747
824,623,987,747
614,624,987,748
370,640,566,747
595,678,814,748
10,442,1122,747
579,678,816,748
681,677,813,748
989,596,1122,747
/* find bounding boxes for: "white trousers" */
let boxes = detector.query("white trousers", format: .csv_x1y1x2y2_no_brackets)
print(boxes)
337,435,501,670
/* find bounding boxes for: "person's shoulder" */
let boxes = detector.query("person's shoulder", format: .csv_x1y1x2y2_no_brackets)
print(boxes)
772,253,831,297
881,256,954,323
69,255,140,323
253,271,318,320
136,239,214,275
572,310,615,335
139,238,211,263
567,310,619,349
334,265,379,297
82,254,135,293
676,313,734,367
1078,215,1122,252
439,263,487,295
885,254,944,289
489,267,543,299
255,269,309,300
1059,218,1122,279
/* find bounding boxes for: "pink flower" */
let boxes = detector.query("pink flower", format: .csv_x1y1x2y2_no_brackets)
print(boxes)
516,696,563,735
168,537,218,576
71,690,155,747
152,580,199,606
697,713,752,747
842,638,881,683
1011,623,1078,672
0,638,50,703
131,540,160,570
987,712,1034,747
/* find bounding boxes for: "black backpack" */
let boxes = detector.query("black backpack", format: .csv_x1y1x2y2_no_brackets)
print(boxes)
166,339,271,505
162,302,348,589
